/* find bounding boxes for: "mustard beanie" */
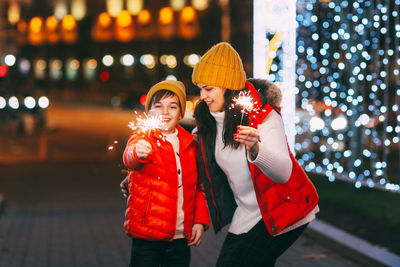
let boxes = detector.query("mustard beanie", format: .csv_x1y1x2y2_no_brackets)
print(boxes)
145,80,186,115
192,42,246,90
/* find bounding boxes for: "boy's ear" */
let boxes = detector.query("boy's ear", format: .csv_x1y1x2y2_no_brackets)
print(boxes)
179,105,184,119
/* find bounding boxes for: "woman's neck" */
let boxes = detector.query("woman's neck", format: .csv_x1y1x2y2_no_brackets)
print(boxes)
210,111,225,125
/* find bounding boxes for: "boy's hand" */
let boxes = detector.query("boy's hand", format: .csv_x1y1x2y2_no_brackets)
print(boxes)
188,223,204,247
135,140,152,160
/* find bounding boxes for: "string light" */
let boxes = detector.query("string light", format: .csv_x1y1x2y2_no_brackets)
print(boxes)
296,0,400,193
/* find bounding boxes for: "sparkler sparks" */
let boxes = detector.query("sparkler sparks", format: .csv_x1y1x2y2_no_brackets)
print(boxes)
128,114,165,136
232,91,256,125
233,91,255,113
107,141,119,151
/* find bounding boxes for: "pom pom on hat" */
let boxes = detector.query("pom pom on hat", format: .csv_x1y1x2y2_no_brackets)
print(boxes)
145,80,186,115
192,42,246,90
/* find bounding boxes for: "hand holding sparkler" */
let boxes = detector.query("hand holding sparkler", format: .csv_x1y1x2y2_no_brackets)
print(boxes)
234,125,261,160
135,140,152,160
128,114,164,160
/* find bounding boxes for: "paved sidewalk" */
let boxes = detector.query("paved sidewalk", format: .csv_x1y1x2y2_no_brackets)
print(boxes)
0,104,379,266
0,191,362,267
0,158,364,267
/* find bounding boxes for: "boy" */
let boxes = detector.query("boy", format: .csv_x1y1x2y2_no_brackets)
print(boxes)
123,80,209,267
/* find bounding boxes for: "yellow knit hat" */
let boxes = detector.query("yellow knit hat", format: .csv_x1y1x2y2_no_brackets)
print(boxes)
145,80,186,115
192,42,246,90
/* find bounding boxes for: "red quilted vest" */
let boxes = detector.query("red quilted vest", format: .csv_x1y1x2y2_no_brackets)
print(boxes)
246,81,319,235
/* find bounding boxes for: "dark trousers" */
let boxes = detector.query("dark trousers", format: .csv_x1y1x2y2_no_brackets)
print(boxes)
216,220,308,267
129,238,190,267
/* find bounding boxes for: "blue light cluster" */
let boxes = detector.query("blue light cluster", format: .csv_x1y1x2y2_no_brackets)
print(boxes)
295,0,400,193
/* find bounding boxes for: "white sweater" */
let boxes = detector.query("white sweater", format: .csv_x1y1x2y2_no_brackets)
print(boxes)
164,130,185,239
210,110,318,235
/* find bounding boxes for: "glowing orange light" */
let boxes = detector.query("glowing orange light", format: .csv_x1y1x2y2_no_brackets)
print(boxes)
18,20,27,33
62,15,76,31
137,9,151,24
87,59,98,69
98,12,112,27
46,16,58,31
8,2,20,25
159,7,174,24
116,10,132,27
30,17,43,33
180,6,196,22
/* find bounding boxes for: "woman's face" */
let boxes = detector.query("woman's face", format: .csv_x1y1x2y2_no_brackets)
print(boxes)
198,83,226,113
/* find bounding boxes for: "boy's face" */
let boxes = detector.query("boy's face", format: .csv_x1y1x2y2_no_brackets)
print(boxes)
149,94,182,134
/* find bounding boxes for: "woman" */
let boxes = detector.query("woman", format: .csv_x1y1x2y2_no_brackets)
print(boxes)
192,42,319,267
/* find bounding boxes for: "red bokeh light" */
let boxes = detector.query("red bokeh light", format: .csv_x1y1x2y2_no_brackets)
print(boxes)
139,94,147,106
0,65,8,77
100,71,110,82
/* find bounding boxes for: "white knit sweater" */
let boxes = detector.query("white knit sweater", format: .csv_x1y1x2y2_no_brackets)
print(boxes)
210,110,318,235
164,130,185,239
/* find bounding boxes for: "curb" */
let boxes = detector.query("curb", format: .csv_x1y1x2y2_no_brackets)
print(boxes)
305,219,400,267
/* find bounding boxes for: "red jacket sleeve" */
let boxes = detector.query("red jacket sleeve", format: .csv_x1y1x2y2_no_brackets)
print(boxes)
123,134,151,170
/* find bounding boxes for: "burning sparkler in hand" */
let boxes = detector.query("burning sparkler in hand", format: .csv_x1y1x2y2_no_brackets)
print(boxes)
128,113,165,137
232,91,256,125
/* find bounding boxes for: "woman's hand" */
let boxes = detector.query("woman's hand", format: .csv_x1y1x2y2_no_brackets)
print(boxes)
135,140,152,160
188,223,205,247
234,126,261,160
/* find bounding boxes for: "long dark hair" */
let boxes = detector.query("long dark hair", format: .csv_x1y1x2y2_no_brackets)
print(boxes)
193,88,249,150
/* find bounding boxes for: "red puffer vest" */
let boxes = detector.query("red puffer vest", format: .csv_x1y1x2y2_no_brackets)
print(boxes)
123,125,210,241
247,82,319,235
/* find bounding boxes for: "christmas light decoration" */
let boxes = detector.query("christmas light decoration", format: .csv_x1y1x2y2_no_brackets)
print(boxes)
296,0,400,193
253,0,297,150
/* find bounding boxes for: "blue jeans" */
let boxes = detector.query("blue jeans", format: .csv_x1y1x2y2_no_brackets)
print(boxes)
129,238,190,267
216,220,308,267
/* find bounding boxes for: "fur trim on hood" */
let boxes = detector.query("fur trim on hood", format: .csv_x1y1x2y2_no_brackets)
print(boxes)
247,78,282,108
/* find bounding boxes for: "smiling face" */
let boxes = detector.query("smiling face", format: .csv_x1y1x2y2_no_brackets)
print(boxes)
197,83,226,113
148,94,182,134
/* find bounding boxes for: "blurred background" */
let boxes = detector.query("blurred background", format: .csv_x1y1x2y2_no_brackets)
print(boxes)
0,0,399,266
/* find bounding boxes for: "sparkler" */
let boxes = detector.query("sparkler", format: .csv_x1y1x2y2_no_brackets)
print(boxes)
128,114,165,137
232,91,256,125
107,141,118,151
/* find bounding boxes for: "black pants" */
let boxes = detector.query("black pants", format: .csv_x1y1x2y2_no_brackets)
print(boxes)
216,220,308,267
129,238,190,267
